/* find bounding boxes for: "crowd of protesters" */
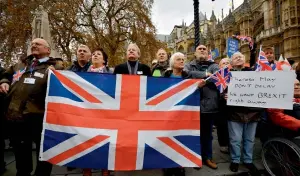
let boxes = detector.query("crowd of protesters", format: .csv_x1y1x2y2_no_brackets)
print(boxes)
0,38,300,176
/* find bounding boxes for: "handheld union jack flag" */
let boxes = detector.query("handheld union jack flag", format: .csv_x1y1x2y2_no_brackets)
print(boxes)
209,67,231,93
255,46,273,71
232,35,254,50
40,70,201,171
12,68,26,85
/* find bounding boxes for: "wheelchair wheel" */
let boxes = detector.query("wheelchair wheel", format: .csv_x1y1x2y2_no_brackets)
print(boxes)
262,137,300,176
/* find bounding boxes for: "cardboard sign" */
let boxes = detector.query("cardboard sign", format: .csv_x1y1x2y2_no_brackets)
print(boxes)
227,71,295,110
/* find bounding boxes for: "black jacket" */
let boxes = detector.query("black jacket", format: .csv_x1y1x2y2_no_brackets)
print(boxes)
113,61,151,76
296,71,300,82
67,61,91,72
225,67,263,123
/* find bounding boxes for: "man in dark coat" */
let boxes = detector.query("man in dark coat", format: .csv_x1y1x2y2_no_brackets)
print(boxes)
67,45,91,72
184,45,219,170
0,38,64,176
114,43,151,76
152,48,169,77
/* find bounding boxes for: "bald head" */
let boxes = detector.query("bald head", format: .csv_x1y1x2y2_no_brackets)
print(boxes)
195,45,208,61
31,38,51,59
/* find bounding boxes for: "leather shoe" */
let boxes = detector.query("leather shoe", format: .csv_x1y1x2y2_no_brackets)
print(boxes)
204,159,218,169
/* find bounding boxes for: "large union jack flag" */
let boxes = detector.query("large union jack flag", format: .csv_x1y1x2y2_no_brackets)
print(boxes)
209,67,231,93
40,70,201,171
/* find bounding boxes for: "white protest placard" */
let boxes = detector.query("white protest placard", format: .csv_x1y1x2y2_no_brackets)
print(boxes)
227,71,295,110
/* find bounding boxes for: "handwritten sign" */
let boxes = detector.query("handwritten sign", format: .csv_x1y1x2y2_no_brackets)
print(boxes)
227,38,239,58
227,71,295,109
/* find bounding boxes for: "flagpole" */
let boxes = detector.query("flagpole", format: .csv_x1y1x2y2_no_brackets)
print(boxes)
259,45,262,58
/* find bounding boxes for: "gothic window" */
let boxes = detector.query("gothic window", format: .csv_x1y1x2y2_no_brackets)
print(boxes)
284,8,289,27
290,6,296,25
275,0,281,26
284,9,289,20
290,7,296,18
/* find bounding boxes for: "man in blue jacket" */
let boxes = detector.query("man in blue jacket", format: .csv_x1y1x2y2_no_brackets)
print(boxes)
67,45,91,72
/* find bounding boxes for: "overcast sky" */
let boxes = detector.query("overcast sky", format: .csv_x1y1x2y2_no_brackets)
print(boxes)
152,0,244,35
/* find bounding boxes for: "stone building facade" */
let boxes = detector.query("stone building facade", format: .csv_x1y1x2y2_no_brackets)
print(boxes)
168,0,300,63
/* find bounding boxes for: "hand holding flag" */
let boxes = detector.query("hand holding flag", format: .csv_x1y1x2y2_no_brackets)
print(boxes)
205,67,232,93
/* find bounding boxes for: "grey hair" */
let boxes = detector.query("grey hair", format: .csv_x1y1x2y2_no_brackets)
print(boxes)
128,43,141,55
77,45,91,53
230,52,245,64
169,52,185,68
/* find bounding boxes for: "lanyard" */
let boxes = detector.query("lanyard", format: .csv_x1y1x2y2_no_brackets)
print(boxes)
126,61,139,75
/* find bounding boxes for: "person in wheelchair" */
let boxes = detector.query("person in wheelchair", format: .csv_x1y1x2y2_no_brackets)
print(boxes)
265,79,300,140
260,79,300,176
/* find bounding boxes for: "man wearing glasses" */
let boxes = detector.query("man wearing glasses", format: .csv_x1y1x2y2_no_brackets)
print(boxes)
0,38,64,175
184,45,220,170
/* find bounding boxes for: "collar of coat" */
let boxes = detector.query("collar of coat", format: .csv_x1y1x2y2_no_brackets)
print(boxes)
23,55,58,66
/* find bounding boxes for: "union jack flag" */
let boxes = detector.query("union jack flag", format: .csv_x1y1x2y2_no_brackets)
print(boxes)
12,68,26,84
255,46,273,71
209,67,231,93
40,70,201,171
232,35,254,50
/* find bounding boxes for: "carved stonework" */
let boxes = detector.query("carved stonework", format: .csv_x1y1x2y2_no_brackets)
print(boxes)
27,6,60,58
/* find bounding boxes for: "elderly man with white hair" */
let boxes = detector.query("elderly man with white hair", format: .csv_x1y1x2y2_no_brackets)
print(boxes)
0,38,64,175
114,43,151,76
223,52,262,175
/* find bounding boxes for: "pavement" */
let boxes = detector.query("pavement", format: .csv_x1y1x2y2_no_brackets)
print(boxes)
2,131,265,176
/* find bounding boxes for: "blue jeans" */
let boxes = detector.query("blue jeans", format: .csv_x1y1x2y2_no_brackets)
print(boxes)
228,121,257,163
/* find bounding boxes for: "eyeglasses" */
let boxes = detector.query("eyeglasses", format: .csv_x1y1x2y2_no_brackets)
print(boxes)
198,47,207,51
31,42,49,48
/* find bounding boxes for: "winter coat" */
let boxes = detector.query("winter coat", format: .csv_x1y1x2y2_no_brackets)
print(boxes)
152,61,169,77
225,67,263,123
0,55,64,120
113,61,151,76
184,60,220,113
267,99,300,131
67,61,91,72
